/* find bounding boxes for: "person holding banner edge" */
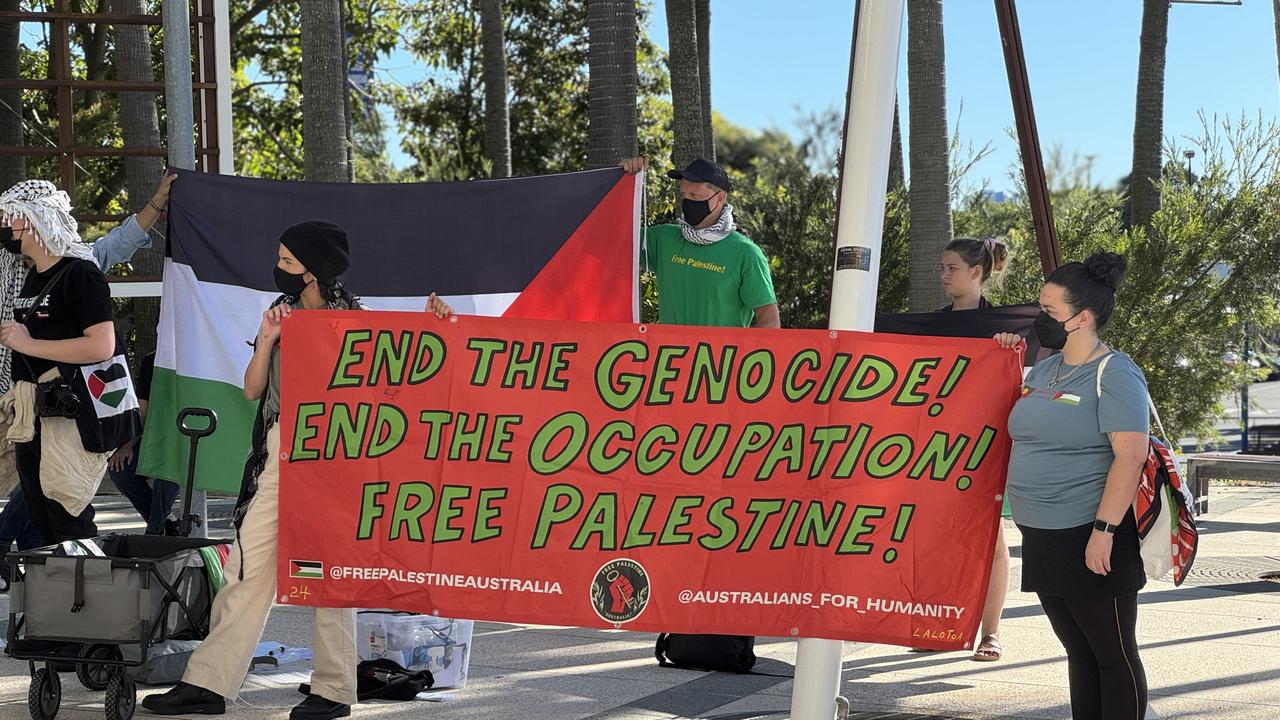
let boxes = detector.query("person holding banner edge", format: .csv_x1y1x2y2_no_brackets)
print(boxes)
937,237,1012,663
620,156,780,330
142,220,455,719
0,173,175,574
994,252,1149,720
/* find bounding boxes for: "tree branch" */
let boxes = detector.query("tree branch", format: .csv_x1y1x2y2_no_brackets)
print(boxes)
235,103,303,169
231,0,277,36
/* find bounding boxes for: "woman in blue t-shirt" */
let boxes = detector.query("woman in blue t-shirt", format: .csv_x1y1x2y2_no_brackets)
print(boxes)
994,252,1149,720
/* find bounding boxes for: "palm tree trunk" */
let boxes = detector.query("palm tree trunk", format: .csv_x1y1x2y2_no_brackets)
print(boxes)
479,0,511,178
906,0,952,312
1129,0,1168,230
665,0,703,168
0,0,24,189
587,0,638,169
301,0,351,182
695,0,713,160
115,0,165,358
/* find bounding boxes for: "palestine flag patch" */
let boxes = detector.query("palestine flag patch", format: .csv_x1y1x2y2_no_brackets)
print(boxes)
80,355,139,419
290,560,324,579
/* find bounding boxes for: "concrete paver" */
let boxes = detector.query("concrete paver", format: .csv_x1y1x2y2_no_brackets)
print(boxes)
0,484,1275,719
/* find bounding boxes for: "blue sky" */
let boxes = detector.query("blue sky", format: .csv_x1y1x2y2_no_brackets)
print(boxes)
647,0,1280,192
225,1,1280,191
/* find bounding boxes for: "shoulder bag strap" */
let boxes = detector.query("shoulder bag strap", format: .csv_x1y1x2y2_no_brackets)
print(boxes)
14,262,75,380
1095,352,1170,445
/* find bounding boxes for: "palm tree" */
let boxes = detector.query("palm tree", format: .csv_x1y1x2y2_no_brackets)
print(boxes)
115,0,166,356
665,0,703,168
479,0,511,177
906,0,952,312
587,0,638,168
1129,0,1169,230
301,0,351,182
695,0,713,160
0,0,23,189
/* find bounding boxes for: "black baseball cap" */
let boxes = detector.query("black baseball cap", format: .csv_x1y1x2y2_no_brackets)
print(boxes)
666,158,732,192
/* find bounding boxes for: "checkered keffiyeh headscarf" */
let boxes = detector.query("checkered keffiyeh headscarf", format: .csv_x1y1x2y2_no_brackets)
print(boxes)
0,180,92,261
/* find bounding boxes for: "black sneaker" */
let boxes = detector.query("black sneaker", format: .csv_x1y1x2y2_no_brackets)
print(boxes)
290,694,351,720
140,682,225,715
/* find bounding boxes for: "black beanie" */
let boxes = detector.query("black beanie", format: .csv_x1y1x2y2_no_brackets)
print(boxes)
278,221,350,282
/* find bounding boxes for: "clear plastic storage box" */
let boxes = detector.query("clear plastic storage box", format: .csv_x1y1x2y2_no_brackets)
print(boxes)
356,611,473,689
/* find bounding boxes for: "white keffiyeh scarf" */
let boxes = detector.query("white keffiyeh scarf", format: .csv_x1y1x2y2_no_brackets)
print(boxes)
0,180,92,261
678,203,736,245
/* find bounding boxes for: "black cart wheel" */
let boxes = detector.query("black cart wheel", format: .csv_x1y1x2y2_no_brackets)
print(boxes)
104,672,136,720
76,645,120,691
28,667,60,720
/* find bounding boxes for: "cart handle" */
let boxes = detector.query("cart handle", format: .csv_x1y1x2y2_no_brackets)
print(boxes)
177,407,218,439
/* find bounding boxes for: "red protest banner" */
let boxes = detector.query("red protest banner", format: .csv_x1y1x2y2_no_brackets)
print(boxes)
276,312,1022,649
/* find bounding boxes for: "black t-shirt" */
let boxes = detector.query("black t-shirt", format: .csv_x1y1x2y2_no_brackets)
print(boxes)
11,257,113,385
137,352,155,403
938,295,993,312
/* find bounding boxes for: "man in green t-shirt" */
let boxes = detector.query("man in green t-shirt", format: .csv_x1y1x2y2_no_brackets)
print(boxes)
620,157,780,329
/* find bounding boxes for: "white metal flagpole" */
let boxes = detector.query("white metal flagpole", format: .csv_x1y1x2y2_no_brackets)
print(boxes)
213,0,236,175
828,0,904,332
790,1,905,718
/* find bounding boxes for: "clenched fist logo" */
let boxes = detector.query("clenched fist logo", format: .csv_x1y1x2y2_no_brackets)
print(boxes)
608,572,635,613
590,559,650,624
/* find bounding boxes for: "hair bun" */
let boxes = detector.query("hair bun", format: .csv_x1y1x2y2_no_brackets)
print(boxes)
1084,252,1127,291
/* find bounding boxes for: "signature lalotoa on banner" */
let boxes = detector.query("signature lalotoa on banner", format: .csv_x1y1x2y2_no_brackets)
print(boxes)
276,312,1022,649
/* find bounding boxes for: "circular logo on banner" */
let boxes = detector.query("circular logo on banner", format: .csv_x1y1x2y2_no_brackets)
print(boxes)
590,558,651,624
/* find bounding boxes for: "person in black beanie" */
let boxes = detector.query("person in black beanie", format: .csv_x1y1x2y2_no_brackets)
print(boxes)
144,221,453,719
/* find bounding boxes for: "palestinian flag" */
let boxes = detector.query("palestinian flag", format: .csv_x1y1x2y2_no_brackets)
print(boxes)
289,560,324,580
138,168,643,492
80,356,139,418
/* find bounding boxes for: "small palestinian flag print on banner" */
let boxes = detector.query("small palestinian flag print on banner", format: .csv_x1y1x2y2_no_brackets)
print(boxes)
290,560,324,580
80,355,139,419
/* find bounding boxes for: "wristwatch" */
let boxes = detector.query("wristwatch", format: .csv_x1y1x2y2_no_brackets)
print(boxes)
1093,519,1119,534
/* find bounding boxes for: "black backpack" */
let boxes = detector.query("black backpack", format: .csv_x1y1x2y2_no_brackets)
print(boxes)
299,659,433,702
655,633,756,674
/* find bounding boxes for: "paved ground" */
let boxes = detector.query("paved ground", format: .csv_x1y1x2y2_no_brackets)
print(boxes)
0,482,1275,720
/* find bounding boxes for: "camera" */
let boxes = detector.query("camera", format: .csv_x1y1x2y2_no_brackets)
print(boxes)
36,377,81,419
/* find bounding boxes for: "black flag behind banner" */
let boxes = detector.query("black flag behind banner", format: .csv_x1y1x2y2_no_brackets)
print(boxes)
875,304,1046,367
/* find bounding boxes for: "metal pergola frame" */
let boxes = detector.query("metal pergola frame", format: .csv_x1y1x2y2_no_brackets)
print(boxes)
0,0,224,224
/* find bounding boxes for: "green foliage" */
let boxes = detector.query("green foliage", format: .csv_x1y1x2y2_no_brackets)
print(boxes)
966,115,1280,440
231,0,401,180
713,110,911,327
389,0,668,179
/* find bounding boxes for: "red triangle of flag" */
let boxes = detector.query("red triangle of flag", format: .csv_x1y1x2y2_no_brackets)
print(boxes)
502,173,637,322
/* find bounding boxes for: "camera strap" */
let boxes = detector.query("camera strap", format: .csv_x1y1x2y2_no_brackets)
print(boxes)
14,261,76,382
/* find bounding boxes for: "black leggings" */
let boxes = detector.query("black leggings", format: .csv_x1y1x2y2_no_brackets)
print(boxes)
1038,593,1147,720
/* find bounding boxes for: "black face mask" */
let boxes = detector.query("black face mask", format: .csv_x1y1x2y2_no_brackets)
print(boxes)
274,266,311,297
1,227,21,256
681,197,714,226
1032,310,1081,350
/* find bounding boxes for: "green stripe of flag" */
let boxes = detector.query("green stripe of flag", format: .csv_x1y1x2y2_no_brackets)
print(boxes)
137,367,255,494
